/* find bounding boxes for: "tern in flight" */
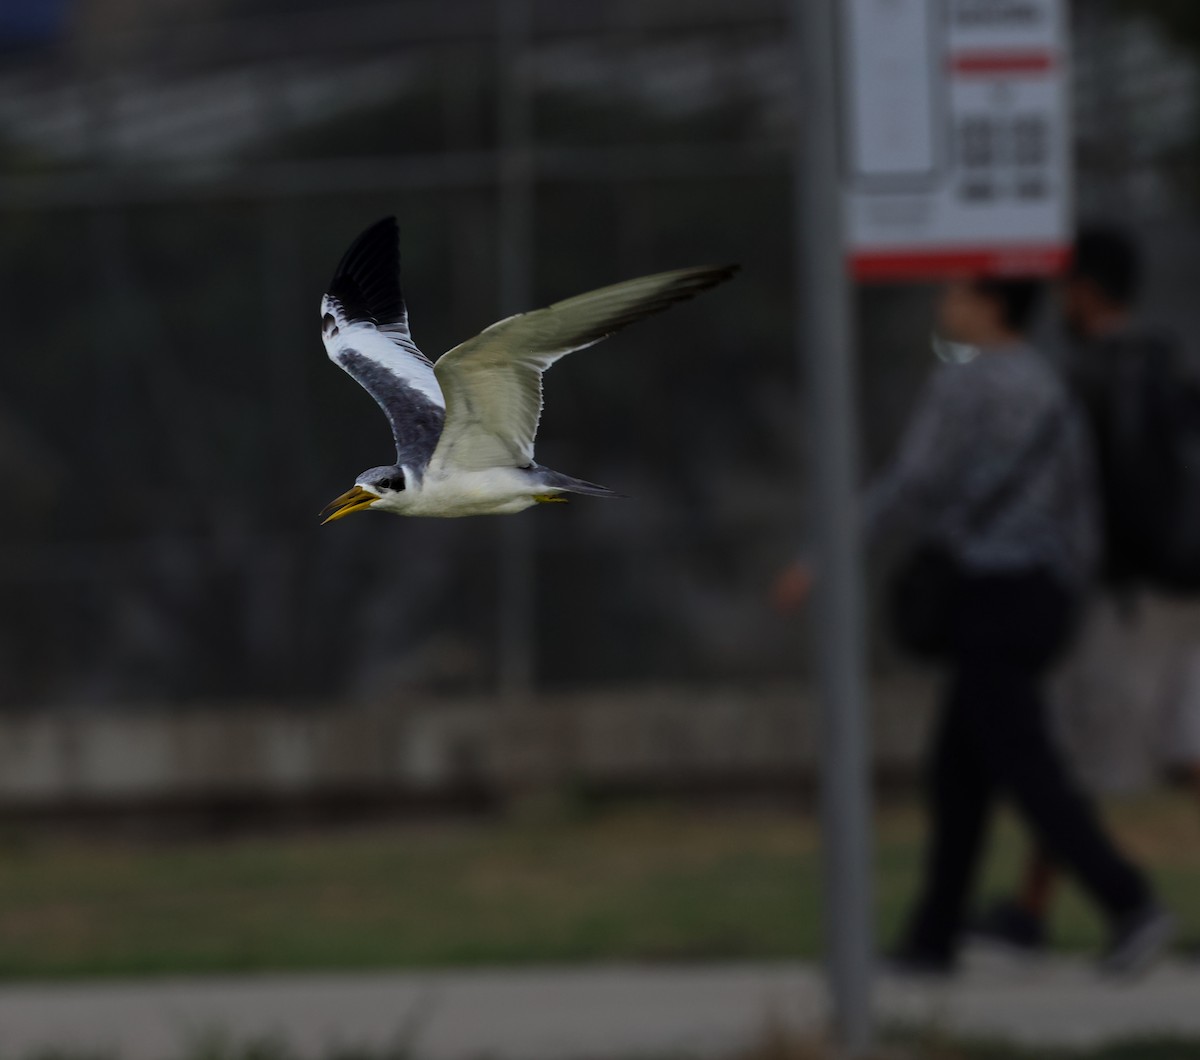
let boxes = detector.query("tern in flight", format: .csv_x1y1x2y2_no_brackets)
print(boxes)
319,217,736,521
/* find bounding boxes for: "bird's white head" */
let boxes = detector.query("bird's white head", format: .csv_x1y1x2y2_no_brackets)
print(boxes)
320,465,410,523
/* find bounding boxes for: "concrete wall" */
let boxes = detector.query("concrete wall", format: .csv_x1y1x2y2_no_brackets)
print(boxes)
0,677,938,813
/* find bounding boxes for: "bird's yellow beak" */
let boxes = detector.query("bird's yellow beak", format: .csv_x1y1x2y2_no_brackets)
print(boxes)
320,485,378,524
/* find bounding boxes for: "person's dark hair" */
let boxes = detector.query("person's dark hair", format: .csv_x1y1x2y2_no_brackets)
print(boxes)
1070,225,1140,305
970,277,1044,334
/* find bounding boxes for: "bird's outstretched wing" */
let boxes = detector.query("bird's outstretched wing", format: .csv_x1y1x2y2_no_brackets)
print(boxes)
322,217,445,471
429,264,738,473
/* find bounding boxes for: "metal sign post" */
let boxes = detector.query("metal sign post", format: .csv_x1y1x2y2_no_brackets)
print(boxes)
793,0,874,1053
792,2,1071,1048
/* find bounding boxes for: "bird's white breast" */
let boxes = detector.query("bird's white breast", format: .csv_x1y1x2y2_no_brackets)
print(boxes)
380,467,540,517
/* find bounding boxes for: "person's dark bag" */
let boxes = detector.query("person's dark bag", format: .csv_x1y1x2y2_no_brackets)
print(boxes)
1087,336,1200,592
888,411,1065,660
888,543,963,660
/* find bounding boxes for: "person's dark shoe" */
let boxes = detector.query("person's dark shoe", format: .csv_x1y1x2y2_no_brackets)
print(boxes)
966,898,1048,955
1100,904,1177,978
881,944,955,978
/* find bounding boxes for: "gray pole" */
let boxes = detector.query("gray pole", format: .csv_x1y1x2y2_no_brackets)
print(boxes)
792,0,874,1052
496,0,536,700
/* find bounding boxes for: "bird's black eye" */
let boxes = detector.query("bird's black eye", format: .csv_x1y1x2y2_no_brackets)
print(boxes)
378,475,406,492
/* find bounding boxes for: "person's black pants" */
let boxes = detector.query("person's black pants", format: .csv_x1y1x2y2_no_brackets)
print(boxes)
903,569,1152,960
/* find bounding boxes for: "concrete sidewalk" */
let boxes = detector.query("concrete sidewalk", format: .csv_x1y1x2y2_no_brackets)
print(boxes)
1,960,1199,1059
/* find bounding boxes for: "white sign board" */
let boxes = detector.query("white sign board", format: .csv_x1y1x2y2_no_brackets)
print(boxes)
841,0,1071,281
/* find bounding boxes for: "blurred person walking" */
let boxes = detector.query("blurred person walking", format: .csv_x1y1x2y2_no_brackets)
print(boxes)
774,276,1171,975
972,227,1200,958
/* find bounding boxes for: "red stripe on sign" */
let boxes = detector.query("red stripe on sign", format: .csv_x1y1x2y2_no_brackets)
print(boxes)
951,51,1057,75
850,245,1071,282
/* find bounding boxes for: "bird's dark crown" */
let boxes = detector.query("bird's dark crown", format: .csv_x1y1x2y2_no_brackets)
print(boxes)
357,465,408,492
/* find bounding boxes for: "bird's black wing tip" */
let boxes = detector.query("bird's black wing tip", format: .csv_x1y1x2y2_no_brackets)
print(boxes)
334,217,400,278
359,216,399,242
329,216,406,326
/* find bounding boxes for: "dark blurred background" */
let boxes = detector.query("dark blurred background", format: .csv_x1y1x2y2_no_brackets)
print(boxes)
0,5,1199,1039
0,0,1198,807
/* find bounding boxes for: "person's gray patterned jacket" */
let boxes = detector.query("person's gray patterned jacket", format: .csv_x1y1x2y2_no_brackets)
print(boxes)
863,342,1100,589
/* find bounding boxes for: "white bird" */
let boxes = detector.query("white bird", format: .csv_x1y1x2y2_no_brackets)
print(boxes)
319,217,737,521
